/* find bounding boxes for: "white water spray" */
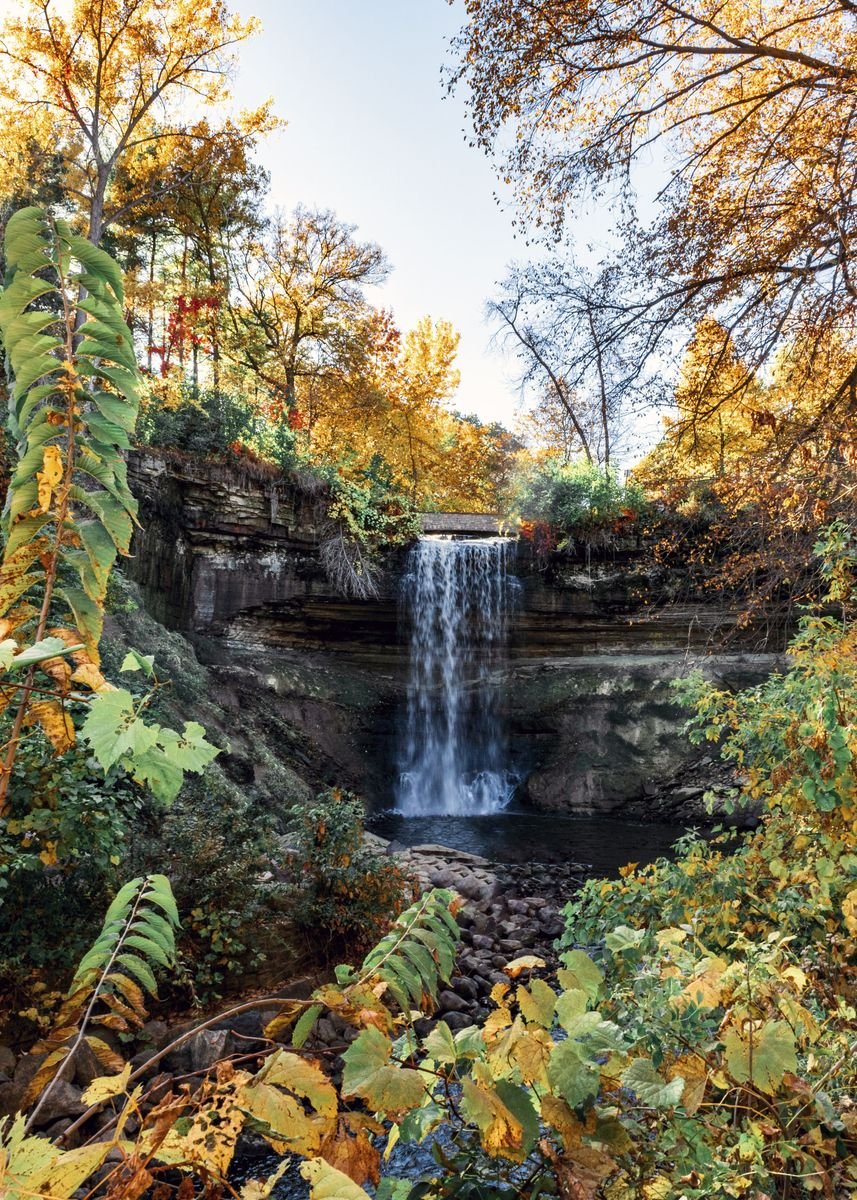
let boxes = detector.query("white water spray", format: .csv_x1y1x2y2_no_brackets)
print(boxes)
395,536,518,816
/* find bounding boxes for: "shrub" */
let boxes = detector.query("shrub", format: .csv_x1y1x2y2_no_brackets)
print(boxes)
0,736,148,1029
137,385,298,472
508,457,646,544
286,789,413,958
132,771,287,1002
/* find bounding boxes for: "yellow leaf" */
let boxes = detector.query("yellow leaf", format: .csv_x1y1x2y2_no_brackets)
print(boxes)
300,1157,373,1200
39,841,59,866
504,955,546,978
85,1036,128,1074
260,1050,338,1119
643,1176,674,1200
70,661,112,693
82,1061,132,1105
240,1160,291,1199
460,1076,525,1159
28,698,75,753
510,1028,553,1087
667,1055,707,1116
843,888,857,935
37,444,64,513
20,1141,110,1195
239,1080,324,1156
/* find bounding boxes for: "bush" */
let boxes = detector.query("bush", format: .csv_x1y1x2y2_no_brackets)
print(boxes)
508,457,646,543
137,385,298,472
286,789,413,958
132,770,287,1002
0,736,148,1029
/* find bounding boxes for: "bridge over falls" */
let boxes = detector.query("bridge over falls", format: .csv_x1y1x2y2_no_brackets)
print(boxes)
418,512,504,536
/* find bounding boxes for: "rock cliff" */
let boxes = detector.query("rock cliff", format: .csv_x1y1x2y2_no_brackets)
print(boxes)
126,451,779,814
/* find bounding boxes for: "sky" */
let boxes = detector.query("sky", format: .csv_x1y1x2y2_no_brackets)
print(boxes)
229,0,528,427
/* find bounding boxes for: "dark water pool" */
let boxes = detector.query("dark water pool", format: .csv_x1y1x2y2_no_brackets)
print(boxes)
368,807,694,877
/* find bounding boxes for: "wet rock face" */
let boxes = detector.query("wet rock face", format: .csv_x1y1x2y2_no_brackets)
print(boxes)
126,452,780,814
507,654,777,814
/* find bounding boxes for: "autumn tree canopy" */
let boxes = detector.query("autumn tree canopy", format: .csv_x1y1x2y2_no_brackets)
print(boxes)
453,0,857,445
0,0,267,242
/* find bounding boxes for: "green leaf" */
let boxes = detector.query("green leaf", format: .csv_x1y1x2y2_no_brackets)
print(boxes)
547,1038,601,1108
116,953,159,997
63,231,125,303
605,925,645,954
123,933,173,969
421,1020,457,1065
291,1003,323,1048
69,485,135,553
157,721,220,773
555,988,589,1029
723,1021,797,1095
81,688,135,770
128,746,184,804
341,1025,426,1113
132,909,176,952
59,583,104,653
453,1025,486,1058
142,875,181,927
621,1057,685,1108
558,950,604,1000
101,878,146,926
375,1180,414,1200
9,635,77,669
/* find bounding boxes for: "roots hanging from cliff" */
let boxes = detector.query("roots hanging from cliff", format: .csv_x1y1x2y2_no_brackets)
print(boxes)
319,525,382,600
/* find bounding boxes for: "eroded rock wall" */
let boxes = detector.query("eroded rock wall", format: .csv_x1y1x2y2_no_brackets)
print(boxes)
127,451,779,814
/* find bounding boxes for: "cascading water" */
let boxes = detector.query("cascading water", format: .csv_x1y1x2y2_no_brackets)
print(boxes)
395,536,518,816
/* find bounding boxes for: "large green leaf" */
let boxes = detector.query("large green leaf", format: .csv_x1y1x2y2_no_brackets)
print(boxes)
547,1038,601,1108
62,229,125,302
722,1020,797,1095
81,688,136,769
341,1026,426,1114
620,1057,685,1108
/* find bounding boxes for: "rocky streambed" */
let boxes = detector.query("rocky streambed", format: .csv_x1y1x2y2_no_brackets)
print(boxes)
0,838,579,1154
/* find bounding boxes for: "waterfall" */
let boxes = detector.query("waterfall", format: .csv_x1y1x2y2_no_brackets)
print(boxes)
395,535,517,816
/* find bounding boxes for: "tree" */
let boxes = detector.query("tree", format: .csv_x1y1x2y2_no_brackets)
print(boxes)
0,0,260,243
226,208,389,410
118,111,271,388
489,262,651,469
452,0,857,445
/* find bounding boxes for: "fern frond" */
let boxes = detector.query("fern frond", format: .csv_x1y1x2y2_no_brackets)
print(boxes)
359,889,460,1014
0,207,141,657
23,875,180,1123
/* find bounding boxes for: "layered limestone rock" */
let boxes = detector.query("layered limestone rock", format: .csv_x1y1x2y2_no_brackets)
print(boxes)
127,451,780,814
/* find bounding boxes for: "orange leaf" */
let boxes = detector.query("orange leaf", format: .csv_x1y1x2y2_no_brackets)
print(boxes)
28,698,75,754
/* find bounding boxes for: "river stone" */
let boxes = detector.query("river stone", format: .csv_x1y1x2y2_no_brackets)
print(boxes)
471,934,493,951
0,1047,15,1077
13,1052,44,1088
29,1080,86,1127
450,975,479,1001
438,990,469,1013
189,1028,228,1072
72,1039,104,1088
441,1012,473,1032
140,1019,171,1049
0,1081,22,1118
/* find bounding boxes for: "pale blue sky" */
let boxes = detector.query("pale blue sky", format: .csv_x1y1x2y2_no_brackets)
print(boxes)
230,0,528,425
